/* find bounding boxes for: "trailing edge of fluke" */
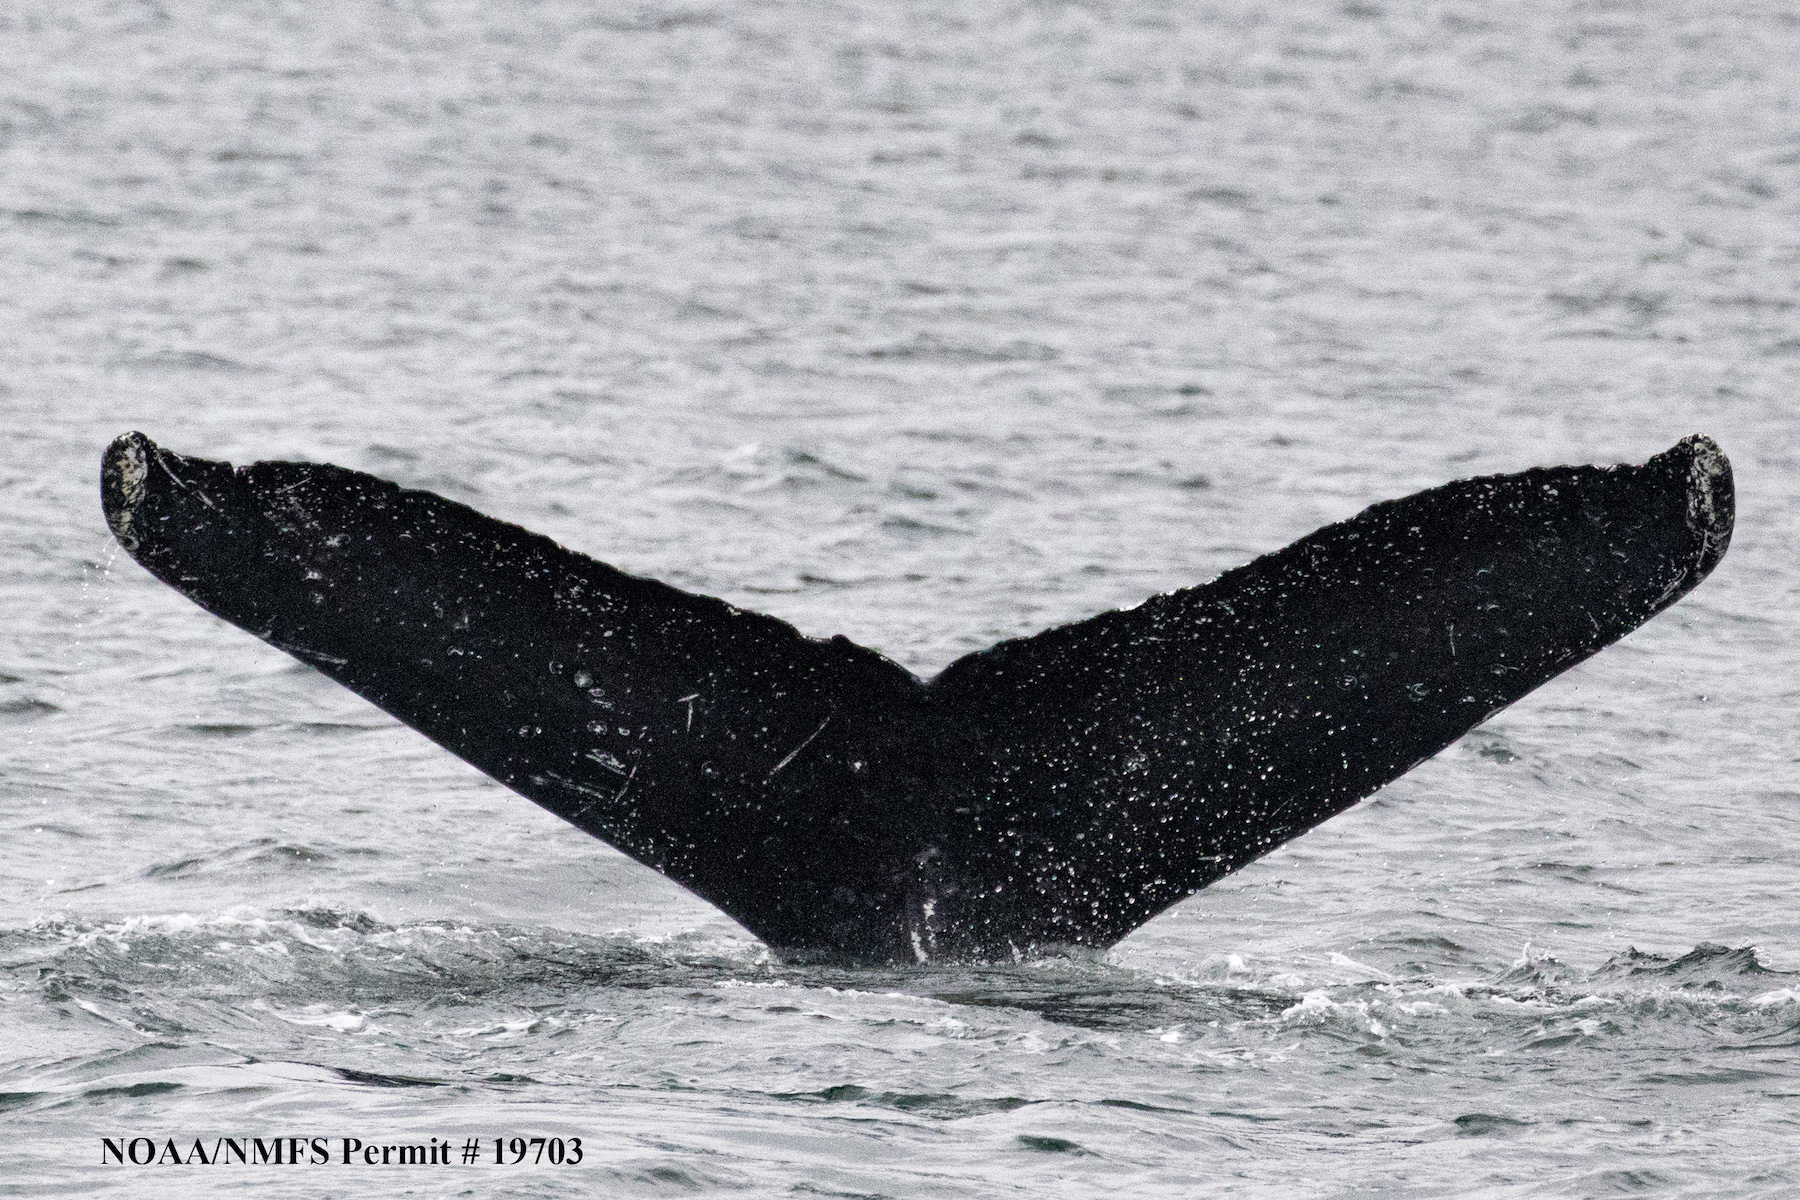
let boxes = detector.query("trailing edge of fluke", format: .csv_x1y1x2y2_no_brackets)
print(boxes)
102,432,1733,963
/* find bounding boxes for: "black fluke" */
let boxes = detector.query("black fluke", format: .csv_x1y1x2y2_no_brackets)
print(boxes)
102,433,1733,962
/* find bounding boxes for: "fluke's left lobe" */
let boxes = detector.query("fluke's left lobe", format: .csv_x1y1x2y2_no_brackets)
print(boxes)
103,431,937,958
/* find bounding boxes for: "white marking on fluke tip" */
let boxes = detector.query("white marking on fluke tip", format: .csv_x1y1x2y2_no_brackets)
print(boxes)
1684,434,1732,569
105,438,149,550
1686,436,1728,533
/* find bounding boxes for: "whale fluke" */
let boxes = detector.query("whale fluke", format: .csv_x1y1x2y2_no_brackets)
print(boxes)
102,432,1733,962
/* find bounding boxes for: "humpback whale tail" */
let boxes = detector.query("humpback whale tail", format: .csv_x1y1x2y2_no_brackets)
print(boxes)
102,432,1732,963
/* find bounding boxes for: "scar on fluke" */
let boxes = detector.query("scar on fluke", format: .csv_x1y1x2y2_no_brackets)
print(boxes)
102,431,1732,963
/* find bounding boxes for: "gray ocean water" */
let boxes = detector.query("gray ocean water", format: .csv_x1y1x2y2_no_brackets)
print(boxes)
3,1,1798,1194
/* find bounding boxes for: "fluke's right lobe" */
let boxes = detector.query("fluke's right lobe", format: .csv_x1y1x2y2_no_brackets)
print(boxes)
917,435,1732,955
